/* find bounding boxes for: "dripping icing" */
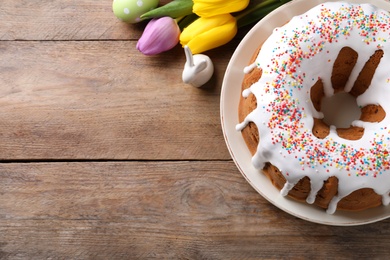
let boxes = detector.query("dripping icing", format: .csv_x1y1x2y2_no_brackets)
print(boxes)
237,2,390,213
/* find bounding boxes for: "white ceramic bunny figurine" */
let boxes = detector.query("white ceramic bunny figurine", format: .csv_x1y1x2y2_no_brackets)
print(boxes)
182,46,214,88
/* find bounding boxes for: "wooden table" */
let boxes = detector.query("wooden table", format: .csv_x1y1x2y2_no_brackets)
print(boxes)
0,0,389,258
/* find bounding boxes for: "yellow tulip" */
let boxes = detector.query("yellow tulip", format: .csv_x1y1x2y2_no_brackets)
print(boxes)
193,0,250,17
180,14,237,54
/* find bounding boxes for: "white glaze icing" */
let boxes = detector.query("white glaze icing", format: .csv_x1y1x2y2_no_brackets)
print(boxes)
237,2,390,214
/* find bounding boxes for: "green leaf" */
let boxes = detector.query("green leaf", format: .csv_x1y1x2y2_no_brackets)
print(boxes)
236,0,292,28
140,0,194,20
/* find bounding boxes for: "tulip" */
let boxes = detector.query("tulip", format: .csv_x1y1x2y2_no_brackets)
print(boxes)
136,17,181,55
192,0,250,17
180,14,237,54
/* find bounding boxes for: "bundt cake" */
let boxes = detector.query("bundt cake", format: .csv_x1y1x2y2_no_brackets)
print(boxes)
237,1,390,214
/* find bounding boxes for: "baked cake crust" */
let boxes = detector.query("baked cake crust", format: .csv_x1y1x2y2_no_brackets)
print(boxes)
237,2,390,213
239,46,383,211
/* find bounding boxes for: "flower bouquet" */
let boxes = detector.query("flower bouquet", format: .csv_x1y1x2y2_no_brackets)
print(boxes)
113,0,291,87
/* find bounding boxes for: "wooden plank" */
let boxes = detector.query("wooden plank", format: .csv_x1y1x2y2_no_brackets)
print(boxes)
0,161,388,258
0,0,172,40
1,0,389,258
0,0,257,41
0,162,390,259
0,40,237,160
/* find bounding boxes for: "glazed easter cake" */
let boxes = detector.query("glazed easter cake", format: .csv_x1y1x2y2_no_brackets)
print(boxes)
237,1,390,214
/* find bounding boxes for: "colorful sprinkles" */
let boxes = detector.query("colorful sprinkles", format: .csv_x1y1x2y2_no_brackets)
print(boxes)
260,4,390,177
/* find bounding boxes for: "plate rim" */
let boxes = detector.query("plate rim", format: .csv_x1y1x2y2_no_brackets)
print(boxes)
220,0,390,226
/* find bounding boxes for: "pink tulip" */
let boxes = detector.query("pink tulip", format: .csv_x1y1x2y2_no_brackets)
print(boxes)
136,17,181,55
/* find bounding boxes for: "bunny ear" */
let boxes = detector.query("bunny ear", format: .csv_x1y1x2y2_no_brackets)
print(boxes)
194,59,207,74
184,46,194,67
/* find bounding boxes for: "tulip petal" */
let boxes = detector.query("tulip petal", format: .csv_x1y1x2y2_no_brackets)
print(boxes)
180,14,234,44
193,0,250,17
180,15,237,54
137,17,180,55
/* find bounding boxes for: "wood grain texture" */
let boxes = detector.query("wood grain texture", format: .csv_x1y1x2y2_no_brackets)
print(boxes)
0,40,235,160
0,0,171,40
0,0,247,41
0,161,388,259
0,0,389,258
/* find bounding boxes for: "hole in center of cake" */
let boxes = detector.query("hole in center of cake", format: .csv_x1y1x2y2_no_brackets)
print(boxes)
321,92,361,128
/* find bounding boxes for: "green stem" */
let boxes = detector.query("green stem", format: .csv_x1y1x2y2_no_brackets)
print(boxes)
236,0,292,28
178,13,199,31
140,0,193,20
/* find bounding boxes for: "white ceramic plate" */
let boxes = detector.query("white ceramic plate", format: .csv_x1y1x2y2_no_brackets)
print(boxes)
221,0,390,226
